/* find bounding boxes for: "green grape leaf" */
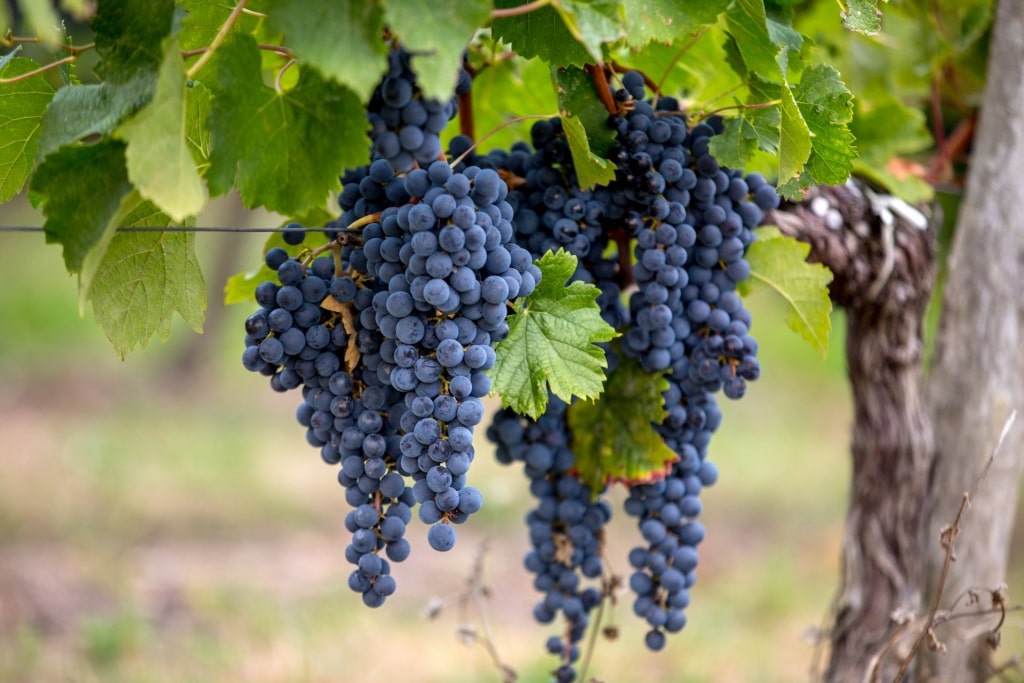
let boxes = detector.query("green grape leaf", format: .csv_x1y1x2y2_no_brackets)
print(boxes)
384,0,492,101
36,0,176,159
841,0,883,36
492,0,592,67
30,140,134,274
224,229,329,305
0,57,57,202
89,224,206,359
490,249,618,419
116,34,205,222
777,85,811,187
792,64,856,187
561,114,616,191
724,0,782,83
265,0,387,102
740,226,833,357
205,34,367,215
621,0,730,47
707,114,760,170
568,352,679,492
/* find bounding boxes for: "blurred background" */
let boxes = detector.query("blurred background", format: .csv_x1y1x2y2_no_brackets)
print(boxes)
0,191,1020,683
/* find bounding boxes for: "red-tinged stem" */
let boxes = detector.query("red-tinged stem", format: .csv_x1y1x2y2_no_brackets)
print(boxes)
609,62,661,98
586,62,617,116
458,88,475,141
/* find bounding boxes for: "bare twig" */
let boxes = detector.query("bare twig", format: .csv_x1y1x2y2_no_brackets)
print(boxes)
448,113,557,169
585,63,617,116
491,0,552,19
888,410,1017,683
0,42,95,85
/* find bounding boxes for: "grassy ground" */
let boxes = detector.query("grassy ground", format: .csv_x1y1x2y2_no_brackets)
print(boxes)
0,197,1019,683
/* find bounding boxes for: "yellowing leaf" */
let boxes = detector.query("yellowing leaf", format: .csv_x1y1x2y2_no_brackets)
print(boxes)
568,352,678,492
741,227,833,357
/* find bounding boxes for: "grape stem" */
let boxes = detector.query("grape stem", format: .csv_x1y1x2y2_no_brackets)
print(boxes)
577,575,614,683
448,113,559,170
274,58,296,94
695,99,782,122
458,87,475,141
491,0,552,19
652,27,709,110
0,42,95,85
585,63,618,116
186,0,250,78
181,43,294,60
303,212,381,265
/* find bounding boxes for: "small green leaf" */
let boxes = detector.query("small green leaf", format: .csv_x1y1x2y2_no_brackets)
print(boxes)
490,249,618,419
620,0,730,48
0,57,57,202
561,115,616,190
224,229,329,305
384,0,491,101
553,65,616,158
116,35,205,222
568,352,679,492
553,65,616,189
792,64,856,187
492,0,592,67
205,34,367,215
265,0,387,102
30,140,134,274
841,0,883,36
89,227,206,359
741,227,833,357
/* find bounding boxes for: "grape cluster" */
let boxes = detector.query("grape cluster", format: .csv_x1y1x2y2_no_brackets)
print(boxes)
367,48,469,173
489,398,610,679
328,151,539,553
475,71,777,670
241,247,412,607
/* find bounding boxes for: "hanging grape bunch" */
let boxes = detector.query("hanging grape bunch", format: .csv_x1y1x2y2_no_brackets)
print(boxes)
241,50,778,682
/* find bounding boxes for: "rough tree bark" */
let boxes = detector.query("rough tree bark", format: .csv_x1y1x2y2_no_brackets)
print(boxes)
770,181,937,683
920,0,1024,679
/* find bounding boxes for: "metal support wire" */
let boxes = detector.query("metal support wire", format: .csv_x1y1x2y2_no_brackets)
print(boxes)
0,225,294,233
